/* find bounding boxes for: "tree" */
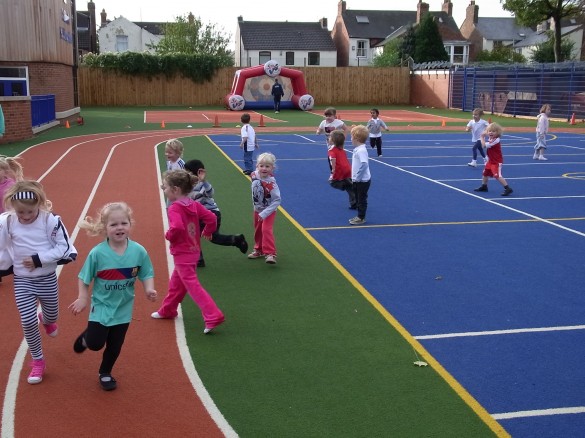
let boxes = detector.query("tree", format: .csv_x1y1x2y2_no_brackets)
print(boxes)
371,39,401,67
153,13,233,66
531,34,575,62
413,13,449,63
398,26,417,61
501,0,583,62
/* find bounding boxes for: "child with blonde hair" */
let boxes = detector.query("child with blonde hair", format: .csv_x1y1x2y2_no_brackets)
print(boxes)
69,202,157,391
474,122,513,196
165,139,185,170
0,180,76,384
0,155,24,213
534,104,551,161
153,170,225,334
349,125,371,225
248,152,281,264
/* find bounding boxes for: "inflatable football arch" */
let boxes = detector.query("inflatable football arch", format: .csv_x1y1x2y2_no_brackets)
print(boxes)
225,60,314,111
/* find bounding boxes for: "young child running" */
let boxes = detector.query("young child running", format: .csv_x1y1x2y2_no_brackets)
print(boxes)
534,104,551,161
153,169,225,334
69,202,156,391
349,125,372,225
184,159,248,267
316,107,349,170
165,139,186,170
248,152,281,264
366,108,389,157
0,156,24,213
0,180,77,384
240,113,259,175
465,108,489,167
328,130,356,209
473,122,513,196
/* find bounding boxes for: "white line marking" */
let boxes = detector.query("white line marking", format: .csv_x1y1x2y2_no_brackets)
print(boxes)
415,324,585,340
155,142,238,438
492,406,585,420
296,134,317,142
377,160,585,238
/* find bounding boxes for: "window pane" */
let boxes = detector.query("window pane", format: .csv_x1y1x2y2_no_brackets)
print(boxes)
357,40,367,57
116,35,128,52
286,52,294,65
308,52,320,66
259,51,271,64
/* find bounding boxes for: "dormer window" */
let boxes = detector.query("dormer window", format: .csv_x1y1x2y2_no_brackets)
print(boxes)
356,15,369,24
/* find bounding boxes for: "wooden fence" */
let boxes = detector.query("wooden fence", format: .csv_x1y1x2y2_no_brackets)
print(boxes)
77,67,411,107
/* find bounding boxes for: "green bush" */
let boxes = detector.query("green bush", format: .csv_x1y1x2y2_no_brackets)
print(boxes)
80,52,232,83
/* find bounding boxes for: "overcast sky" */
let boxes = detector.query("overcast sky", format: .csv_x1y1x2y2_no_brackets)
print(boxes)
92,0,514,40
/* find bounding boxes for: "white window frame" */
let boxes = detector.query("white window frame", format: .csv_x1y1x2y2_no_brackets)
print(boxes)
116,35,129,52
356,40,368,58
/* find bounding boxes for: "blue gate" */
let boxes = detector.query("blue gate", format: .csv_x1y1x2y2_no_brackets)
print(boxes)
450,62,585,121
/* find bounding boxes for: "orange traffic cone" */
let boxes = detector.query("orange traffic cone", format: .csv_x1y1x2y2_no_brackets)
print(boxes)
258,115,265,127
65,120,70,128
570,113,576,125
441,120,446,127
161,121,166,128
213,115,220,127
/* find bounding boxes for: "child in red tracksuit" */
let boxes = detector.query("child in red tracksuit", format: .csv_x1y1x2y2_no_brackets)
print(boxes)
152,169,225,334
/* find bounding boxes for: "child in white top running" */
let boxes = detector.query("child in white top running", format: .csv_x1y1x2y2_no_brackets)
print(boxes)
0,180,76,385
534,104,551,161
366,108,389,157
466,108,489,167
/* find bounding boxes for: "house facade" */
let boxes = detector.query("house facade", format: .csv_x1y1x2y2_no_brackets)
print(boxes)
514,18,585,61
332,0,470,66
97,11,164,53
459,0,534,61
235,17,337,67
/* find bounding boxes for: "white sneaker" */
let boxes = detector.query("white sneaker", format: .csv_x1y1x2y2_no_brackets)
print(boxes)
538,156,548,161
151,311,163,319
265,254,277,264
467,160,477,167
533,153,539,160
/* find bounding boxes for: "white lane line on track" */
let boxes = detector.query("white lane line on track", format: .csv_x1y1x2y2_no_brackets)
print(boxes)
154,142,238,438
2,133,238,438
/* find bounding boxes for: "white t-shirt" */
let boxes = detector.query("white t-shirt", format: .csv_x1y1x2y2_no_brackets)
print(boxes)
466,119,489,142
241,124,256,151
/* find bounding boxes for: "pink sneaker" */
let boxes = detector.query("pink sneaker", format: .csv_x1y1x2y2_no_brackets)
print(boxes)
38,312,58,337
27,359,46,384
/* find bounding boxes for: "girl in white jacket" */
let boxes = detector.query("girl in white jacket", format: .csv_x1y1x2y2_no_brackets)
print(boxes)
534,104,551,161
0,180,76,384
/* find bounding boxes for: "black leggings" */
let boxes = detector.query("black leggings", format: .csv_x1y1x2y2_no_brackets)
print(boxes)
85,321,130,374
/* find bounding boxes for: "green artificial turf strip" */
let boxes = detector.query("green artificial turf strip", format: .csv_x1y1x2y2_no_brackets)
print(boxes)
163,136,501,437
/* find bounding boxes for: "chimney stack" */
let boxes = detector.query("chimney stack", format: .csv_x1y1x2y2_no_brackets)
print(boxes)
320,17,328,29
466,1,479,25
417,0,430,24
442,0,453,17
338,1,346,16
100,9,107,27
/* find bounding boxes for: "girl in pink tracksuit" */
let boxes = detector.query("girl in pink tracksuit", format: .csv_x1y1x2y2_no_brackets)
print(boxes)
152,169,225,334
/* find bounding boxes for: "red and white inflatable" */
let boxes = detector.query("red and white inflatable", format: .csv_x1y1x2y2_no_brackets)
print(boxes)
225,60,314,111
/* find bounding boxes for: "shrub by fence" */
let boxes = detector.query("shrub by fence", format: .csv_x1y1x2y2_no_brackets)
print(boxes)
77,66,411,107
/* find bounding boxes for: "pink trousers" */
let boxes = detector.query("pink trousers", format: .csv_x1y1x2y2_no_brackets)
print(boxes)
253,211,277,255
157,261,224,328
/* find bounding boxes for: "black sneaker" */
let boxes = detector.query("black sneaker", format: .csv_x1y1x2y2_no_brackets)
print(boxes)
242,170,251,175
501,187,513,196
99,373,117,391
234,234,249,254
474,185,488,192
73,331,87,353
197,259,206,268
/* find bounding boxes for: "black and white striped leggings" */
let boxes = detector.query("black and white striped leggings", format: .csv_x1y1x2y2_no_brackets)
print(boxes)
14,272,59,360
